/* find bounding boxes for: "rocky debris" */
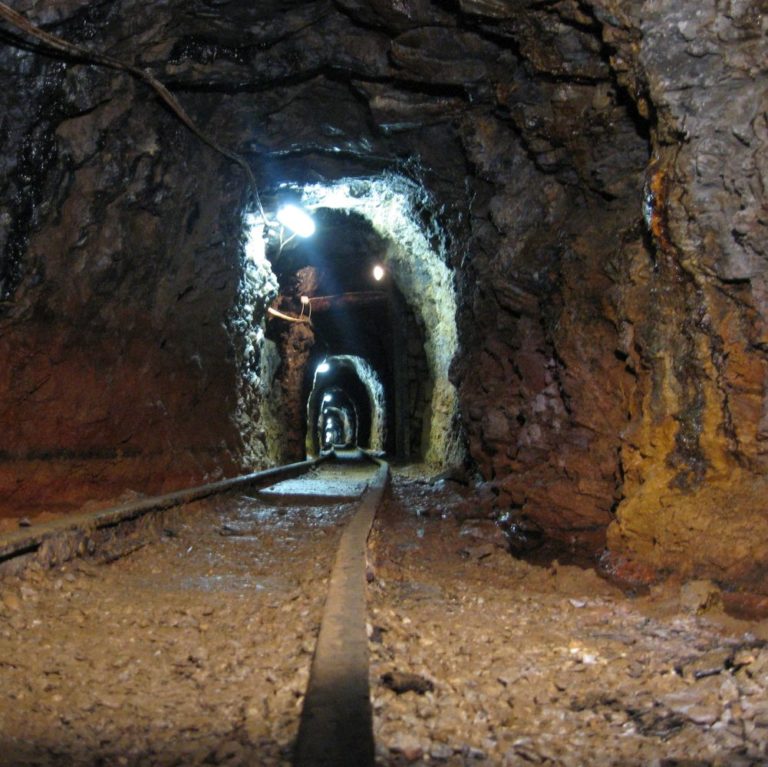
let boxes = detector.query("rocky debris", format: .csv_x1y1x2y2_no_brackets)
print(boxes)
679,579,725,616
369,478,768,766
497,511,545,555
387,476,471,520
429,465,472,487
458,519,507,548
0,492,358,767
381,671,434,696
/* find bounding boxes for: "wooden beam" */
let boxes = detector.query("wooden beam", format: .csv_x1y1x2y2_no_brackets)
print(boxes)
307,292,387,313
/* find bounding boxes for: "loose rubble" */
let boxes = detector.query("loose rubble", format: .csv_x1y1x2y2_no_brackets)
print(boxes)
2,469,768,766
0,491,355,767
368,476,768,766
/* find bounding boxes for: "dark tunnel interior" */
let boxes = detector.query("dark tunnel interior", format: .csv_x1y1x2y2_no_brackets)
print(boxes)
265,208,428,460
306,366,373,454
1,1,768,763
0,0,766,657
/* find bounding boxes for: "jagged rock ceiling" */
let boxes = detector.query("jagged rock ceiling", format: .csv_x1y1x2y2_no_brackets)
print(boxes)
0,0,767,594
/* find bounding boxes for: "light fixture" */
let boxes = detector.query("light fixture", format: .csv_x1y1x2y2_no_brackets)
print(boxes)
276,204,315,238
323,393,333,403
372,264,385,281
316,361,330,374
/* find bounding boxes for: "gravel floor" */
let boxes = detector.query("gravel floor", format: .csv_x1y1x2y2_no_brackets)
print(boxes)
368,475,768,767
0,460,375,767
2,465,768,767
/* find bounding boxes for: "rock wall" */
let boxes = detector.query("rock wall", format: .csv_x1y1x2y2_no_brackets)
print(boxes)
270,320,315,463
451,3,650,554
594,0,768,587
404,304,431,460
0,49,262,513
444,1,768,594
1,0,767,592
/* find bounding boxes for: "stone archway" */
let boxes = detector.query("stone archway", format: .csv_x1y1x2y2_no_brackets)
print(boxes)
305,355,385,457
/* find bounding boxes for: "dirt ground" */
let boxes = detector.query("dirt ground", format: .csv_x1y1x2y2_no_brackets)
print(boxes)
1,464,767,766
369,475,768,766
0,461,375,766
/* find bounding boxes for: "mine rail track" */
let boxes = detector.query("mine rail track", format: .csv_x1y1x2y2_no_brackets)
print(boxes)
0,450,389,767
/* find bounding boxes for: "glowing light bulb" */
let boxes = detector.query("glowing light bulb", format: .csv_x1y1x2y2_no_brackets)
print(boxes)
323,394,332,403
316,361,330,374
276,204,315,238
372,264,385,281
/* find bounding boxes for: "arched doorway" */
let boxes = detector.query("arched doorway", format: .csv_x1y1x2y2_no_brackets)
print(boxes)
305,355,385,457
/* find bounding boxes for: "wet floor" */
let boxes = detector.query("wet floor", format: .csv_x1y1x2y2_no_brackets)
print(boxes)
368,476,768,766
1,463,767,766
0,459,377,767
257,455,373,504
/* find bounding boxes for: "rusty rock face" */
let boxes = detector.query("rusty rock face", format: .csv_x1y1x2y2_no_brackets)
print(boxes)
0,0,766,592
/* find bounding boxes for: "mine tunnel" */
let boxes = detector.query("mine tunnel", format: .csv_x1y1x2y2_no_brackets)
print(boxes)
261,205,434,462
1,1,768,765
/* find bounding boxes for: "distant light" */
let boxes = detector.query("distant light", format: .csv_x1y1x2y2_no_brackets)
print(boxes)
323,394,332,403
316,361,330,374
372,264,385,281
277,204,315,238
244,214,267,264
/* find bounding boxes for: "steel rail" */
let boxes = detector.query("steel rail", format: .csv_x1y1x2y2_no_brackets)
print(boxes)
0,456,327,566
294,455,389,767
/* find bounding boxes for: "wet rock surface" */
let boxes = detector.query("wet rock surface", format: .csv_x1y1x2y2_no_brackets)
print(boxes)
1,0,767,588
368,477,768,765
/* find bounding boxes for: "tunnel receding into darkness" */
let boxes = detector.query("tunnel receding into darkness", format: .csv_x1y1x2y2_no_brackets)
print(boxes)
305,355,385,456
239,174,460,466
0,0,767,597
3,3,768,763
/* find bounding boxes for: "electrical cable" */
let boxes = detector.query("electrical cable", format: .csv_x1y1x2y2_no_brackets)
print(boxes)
0,1,266,224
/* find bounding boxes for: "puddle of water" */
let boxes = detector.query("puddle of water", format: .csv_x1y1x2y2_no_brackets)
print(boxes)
177,574,292,593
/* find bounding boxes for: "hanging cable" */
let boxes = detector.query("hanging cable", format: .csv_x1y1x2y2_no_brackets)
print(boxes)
299,295,312,322
0,1,266,224
267,306,312,324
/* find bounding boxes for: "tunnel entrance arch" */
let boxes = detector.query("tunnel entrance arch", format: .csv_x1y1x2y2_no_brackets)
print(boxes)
305,355,385,457
235,173,464,467
295,175,462,466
